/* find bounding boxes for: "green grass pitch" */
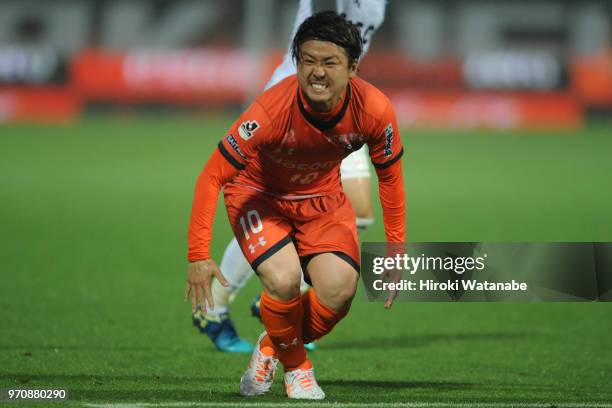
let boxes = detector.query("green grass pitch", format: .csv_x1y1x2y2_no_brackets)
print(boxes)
1,115,611,407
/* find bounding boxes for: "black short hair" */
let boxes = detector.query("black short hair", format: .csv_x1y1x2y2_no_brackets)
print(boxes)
291,11,363,66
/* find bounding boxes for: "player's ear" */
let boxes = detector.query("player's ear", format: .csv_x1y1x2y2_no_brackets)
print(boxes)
348,60,358,78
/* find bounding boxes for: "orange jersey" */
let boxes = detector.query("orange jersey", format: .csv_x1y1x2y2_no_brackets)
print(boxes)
188,75,405,261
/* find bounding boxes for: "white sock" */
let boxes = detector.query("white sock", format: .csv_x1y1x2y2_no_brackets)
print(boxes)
206,294,228,317
207,237,255,317
220,237,254,295
264,0,313,90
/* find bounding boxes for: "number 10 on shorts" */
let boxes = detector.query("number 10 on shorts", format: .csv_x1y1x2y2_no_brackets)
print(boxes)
239,210,263,240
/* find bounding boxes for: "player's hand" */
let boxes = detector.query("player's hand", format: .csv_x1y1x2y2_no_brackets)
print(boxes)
184,259,229,315
383,243,404,309
382,267,402,309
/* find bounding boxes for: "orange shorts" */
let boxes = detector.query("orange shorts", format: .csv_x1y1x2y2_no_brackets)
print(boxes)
224,184,359,273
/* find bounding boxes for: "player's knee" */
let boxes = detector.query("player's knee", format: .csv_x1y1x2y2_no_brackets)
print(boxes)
351,192,373,219
326,286,356,312
354,195,373,219
318,269,359,312
343,177,373,219
255,243,302,300
258,260,302,300
264,273,301,300
356,201,374,220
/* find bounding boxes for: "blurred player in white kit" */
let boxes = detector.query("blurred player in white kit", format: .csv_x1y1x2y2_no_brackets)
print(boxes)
192,0,387,352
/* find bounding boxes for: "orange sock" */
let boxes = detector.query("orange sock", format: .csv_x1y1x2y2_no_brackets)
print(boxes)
289,359,312,372
259,291,307,370
259,335,276,356
301,289,349,344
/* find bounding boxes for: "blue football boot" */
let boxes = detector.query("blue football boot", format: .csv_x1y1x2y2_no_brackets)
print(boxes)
250,295,317,351
193,309,253,353
250,294,262,321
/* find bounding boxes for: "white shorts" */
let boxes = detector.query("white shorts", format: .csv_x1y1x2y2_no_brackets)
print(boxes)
340,146,371,180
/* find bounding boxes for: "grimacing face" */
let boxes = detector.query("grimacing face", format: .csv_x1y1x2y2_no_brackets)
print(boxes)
297,40,358,112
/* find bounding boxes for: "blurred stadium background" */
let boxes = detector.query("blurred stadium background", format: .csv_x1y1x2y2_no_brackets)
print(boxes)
1,0,612,406
0,0,610,125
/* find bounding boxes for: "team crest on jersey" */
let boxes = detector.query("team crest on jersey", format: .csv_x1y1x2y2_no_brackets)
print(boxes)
384,123,393,157
238,120,260,141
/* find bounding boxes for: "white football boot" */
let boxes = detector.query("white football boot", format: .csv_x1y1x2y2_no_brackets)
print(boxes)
284,363,325,400
239,332,279,396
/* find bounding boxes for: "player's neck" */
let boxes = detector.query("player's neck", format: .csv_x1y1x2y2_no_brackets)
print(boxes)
299,87,347,119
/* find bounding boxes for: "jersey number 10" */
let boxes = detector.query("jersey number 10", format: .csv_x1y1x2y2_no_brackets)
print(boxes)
289,171,319,184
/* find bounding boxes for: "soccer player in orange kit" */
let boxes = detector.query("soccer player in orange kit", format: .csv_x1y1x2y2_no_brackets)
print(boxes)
194,0,388,355
185,11,405,400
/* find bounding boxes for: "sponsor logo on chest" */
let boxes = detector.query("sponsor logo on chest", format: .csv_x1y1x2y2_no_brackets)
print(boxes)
266,153,337,171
